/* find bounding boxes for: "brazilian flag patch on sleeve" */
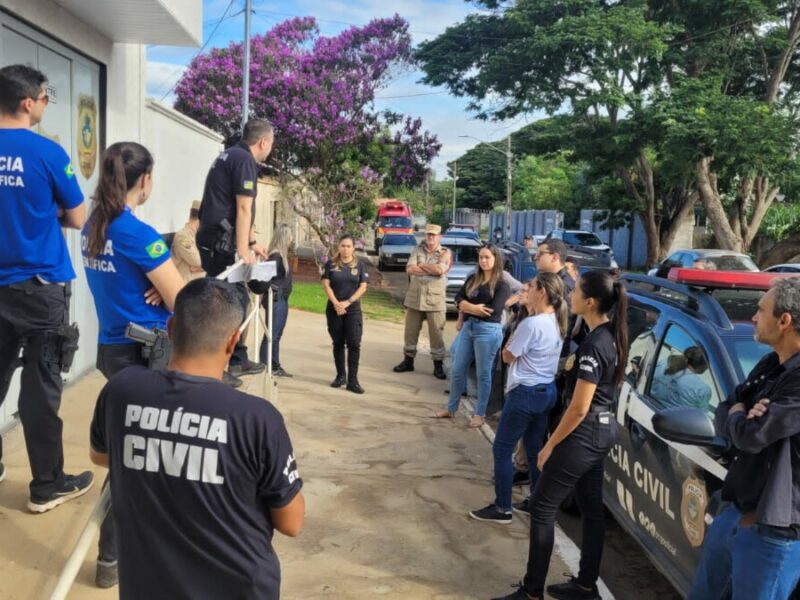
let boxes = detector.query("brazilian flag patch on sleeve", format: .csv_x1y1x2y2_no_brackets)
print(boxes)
145,240,168,259
64,163,76,178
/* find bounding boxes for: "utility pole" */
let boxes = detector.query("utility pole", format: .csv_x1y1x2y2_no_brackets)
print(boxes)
452,161,458,224
505,135,512,240
458,134,513,240
241,0,252,132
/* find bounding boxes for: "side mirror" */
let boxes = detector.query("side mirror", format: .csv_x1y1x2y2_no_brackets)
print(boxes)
652,407,730,452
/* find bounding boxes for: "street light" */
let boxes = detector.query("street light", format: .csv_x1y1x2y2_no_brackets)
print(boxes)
451,160,458,224
459,134,513,240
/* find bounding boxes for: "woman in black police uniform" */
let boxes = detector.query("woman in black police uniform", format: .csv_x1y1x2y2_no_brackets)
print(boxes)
492,270,628,600
321,235,369,394
81,142,185,589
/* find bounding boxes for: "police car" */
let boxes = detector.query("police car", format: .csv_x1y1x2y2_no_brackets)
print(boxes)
607,269,799,598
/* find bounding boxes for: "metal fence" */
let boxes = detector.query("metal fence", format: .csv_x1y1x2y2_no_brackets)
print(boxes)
488,210,564,243
580,210,648,269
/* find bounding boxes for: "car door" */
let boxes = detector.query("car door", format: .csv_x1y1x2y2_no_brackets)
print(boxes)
610,315,727,595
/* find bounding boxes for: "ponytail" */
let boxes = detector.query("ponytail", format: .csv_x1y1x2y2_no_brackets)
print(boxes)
577,270,629,386
87,142,153,257
553,294,569,341
610,281,629,386
534,271,569,340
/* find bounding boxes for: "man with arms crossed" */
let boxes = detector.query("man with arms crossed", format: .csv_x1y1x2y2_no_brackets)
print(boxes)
689,278,800,600
90,278,304,599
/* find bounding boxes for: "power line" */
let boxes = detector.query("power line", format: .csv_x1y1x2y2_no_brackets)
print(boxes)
157,0,240,102
375,90,448,99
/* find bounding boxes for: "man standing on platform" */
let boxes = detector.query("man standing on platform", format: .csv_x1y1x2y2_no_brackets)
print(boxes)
196,119,273,387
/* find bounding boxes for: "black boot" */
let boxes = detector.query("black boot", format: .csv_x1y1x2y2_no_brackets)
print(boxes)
393,355,414,372
433,360,447,380
346,379,365,394
331,346,346,387
347,348,364,393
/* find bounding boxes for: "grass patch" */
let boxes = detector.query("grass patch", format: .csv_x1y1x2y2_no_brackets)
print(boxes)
288,281,404,323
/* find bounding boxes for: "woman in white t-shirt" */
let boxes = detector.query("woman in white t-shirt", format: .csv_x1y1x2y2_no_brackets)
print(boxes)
469,271,568,524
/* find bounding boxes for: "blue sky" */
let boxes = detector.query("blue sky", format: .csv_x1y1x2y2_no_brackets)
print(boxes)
146,0,534,178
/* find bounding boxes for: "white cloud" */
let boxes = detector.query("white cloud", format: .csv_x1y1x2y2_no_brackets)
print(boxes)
146,61,188,106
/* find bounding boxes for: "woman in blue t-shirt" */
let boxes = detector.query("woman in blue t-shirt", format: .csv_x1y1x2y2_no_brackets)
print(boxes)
468,272,567,525
81,141,184,588
435,245,511,427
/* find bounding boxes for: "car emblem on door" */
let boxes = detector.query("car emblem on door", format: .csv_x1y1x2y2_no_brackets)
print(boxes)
681,475,708,547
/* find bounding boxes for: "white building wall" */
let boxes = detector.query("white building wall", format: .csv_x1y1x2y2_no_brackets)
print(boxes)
140,100,223,233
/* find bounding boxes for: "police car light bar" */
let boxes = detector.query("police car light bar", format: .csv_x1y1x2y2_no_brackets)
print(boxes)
667,268,798,290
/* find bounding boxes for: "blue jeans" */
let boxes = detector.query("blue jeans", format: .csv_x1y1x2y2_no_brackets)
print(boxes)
448,319,503,417
260,296,288,369
689,504,800,600
493,382,556,510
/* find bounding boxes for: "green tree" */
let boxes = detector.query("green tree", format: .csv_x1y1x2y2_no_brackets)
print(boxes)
417,0,691,265
511,151,588,223
417,0,800,262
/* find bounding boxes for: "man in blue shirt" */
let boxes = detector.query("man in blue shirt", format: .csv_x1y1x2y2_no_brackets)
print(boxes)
0,64,94,511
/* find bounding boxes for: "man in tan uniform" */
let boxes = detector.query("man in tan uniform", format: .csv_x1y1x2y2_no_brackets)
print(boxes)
393,223,452,379
171,200,205,282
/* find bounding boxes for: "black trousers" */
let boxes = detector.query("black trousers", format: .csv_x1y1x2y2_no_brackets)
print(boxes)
522,413,617,596
325,304,363,381
197,245,251,366
0,279,67,498
96,343,148,563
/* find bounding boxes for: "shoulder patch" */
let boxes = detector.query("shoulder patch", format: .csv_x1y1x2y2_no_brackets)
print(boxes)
64,163,76,178
145,239,168,259
243,180,254,191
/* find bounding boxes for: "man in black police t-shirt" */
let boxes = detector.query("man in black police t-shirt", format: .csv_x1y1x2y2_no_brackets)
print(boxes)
197,119,274,385
90,278,305,600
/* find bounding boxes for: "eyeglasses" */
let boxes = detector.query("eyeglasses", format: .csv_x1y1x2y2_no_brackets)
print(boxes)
534,251,554,259
32,93,49,105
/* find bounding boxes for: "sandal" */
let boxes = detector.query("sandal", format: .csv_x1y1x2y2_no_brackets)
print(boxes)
468,416,485,428
433,409,455,418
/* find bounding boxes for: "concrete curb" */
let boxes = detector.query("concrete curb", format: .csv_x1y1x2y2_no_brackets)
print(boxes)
460,395,616,600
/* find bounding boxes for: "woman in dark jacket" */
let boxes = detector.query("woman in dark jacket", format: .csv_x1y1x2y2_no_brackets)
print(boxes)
436,245,511,428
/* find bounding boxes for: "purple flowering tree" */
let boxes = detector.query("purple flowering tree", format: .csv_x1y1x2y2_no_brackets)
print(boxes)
174,15,441,257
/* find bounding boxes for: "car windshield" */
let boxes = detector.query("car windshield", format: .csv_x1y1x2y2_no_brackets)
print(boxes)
445,244,480,264
723,336,771,379
710,289,765,322
383,235,416,246
565,232,603,246
445,230,477,238
702,255,759,271
378,216,412,228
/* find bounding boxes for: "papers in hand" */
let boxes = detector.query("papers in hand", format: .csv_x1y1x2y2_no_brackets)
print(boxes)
223,260,278,283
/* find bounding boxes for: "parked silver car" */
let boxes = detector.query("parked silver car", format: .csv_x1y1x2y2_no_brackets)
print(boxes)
762,263,800,273
649,249,759,277
440,236,482,313
377,233,418,270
